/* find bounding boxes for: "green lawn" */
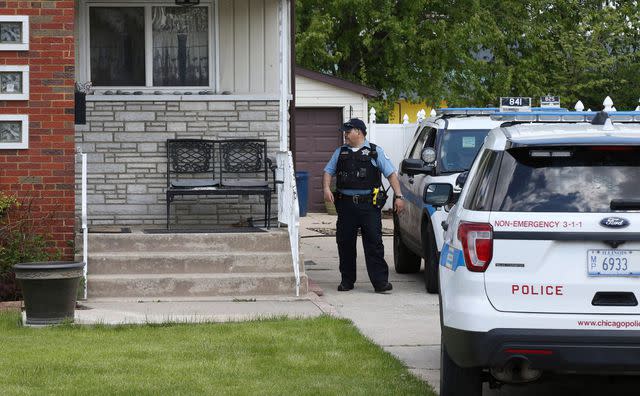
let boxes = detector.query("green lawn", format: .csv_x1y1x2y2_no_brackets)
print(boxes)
0,312,434,395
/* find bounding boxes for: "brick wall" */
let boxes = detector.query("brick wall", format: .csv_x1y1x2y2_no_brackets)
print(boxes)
76,99,280,227
0,2,75,258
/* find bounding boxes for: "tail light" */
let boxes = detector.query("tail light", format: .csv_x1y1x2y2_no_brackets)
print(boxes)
457,222,493,272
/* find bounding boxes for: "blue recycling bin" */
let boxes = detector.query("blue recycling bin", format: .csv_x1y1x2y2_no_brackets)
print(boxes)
295,171,309,217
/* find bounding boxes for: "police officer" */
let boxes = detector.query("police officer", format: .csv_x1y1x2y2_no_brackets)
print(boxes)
322,118,405,293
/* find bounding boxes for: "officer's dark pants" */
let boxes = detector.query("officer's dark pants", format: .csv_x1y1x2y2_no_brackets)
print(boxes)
335,197,389,288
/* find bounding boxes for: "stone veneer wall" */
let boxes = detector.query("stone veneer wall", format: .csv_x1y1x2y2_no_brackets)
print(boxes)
75,100,280,227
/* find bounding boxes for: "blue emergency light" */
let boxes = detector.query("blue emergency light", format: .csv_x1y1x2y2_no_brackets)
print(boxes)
436,108,499,116
491,111,640,123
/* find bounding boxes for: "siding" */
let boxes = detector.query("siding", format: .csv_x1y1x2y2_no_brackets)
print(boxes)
295,75,368,121
219,0,280,94
74,0,282,95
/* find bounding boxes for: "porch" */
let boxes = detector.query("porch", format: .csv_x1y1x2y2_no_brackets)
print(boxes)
72,0,300,298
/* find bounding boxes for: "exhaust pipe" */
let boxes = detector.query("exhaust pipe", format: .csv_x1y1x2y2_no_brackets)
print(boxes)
490,357,543,384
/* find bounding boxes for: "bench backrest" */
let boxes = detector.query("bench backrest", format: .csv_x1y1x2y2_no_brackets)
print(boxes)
218,139,269,181
166,139,216,185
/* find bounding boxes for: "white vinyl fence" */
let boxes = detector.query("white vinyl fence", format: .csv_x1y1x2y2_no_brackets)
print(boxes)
367,108,426,210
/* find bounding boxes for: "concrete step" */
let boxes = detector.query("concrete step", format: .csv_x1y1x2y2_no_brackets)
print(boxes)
86,230,290,254
87,252,295,275
87,273,309,298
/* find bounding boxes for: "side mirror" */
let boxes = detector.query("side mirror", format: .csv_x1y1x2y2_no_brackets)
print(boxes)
421,147,437,165
456,171,469,188
423,183,453,206
401,159,434,176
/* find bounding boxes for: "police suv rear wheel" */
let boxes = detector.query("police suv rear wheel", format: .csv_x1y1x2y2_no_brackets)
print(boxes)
440,337,483,396
393,216,421,273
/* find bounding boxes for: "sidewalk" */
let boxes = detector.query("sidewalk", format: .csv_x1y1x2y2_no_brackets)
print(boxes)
299,212,441,390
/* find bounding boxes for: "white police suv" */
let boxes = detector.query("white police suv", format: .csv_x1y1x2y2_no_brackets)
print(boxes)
394,108,504,293
431,110,640,395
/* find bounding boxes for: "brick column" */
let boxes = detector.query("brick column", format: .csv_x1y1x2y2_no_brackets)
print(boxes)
0,1,76,259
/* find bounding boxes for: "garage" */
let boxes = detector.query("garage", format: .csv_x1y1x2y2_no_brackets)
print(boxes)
294,67,378,213
294,108,343,212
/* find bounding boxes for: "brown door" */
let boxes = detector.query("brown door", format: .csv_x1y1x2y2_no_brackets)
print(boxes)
294,107,343,212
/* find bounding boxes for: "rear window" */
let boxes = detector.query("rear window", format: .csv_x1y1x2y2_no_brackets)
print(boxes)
439,129,490,172
492,146,640,212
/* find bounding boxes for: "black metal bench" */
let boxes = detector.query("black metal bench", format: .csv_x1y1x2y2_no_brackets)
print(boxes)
166,138,276,229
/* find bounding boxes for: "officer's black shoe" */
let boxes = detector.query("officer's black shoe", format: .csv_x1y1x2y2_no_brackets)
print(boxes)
374,282,393,293
337,283,354,291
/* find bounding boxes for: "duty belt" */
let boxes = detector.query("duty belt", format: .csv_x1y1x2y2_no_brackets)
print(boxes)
336,193,373,204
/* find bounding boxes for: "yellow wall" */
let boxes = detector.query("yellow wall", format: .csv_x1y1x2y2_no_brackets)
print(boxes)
388,100,446,124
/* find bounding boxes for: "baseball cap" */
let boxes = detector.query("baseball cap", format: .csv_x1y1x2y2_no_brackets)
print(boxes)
339,118,367,134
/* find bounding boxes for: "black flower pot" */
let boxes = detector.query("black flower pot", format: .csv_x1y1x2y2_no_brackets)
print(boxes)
13,261,85,325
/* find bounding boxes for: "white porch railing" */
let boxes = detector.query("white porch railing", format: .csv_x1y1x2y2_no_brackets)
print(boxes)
276,151,300,296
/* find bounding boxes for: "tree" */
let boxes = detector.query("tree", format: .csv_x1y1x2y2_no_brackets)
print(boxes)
296,0,640,116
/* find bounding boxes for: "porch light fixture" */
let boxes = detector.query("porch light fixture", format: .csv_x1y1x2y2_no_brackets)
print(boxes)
175,0,200,5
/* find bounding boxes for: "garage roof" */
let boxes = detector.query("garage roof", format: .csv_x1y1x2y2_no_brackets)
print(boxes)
296,66,379,98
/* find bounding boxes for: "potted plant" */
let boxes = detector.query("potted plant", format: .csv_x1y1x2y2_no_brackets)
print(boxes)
13,261,85,325
0,193,82,325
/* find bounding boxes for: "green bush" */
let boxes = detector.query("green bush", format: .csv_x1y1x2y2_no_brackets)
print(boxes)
0,192,61,301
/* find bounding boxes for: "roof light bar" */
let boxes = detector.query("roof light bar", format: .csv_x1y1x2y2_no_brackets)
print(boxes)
491,111,640,123
436,108,499,116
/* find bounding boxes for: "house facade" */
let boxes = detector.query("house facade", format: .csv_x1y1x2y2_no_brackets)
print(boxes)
75,0,292,228
1,0,294,259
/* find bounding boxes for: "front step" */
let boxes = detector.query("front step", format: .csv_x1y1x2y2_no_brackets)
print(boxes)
82,229,307,298
88,273,308,298
88,252,294,274
87,231,290,253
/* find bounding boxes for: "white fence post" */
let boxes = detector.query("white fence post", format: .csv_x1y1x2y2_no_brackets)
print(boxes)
574,100,584,112
430,108,436,117
603,96,614,112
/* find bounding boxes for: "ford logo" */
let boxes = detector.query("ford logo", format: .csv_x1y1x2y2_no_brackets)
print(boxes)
600,217,629,228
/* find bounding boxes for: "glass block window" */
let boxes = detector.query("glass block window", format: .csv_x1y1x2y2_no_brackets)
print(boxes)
90,7,146,86
0,72,22,94
0,122,22,143
0,22,22,44
152,7,209,86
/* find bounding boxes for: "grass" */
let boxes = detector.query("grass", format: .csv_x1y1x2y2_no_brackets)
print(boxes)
0,312,434,396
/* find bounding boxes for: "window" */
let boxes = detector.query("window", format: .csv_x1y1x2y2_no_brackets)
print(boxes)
463,150,500,211
85,2,213,89
492,146,640,212
90,8,145,86
439,129,491,173
409,127,436,159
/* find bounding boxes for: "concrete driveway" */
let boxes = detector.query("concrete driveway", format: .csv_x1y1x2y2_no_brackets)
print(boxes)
300,213,640,395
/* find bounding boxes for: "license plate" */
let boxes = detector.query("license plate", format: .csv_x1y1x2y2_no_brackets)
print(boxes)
587,249,640,276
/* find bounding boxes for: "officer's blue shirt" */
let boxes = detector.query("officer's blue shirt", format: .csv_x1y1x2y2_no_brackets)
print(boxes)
324,140,396,196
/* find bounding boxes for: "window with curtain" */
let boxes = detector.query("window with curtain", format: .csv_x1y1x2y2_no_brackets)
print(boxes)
88,5,210,88
152,7,209,86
